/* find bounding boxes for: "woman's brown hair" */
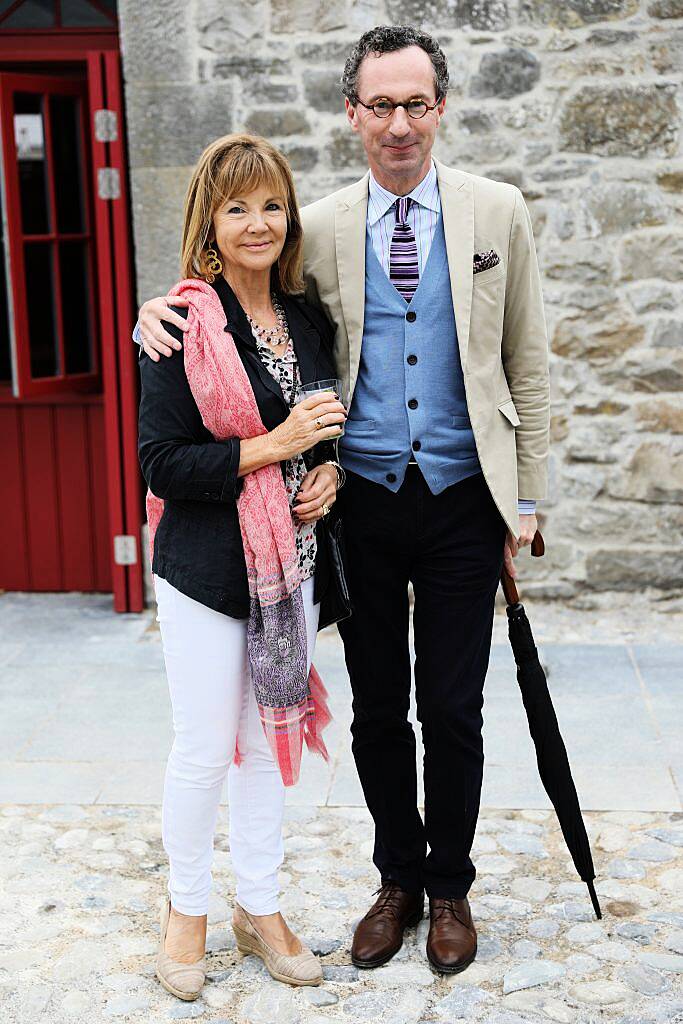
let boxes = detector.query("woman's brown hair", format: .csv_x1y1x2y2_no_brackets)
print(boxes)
180,133,304,294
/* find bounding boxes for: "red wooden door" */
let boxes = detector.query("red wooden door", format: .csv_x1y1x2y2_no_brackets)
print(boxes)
0,71,111,593
0,61,143,609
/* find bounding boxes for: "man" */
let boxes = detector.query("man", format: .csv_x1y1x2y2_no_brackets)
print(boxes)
136,25,549,975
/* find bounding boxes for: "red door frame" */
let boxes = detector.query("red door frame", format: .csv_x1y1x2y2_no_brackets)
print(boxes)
0,31,144,612
87,49,143,612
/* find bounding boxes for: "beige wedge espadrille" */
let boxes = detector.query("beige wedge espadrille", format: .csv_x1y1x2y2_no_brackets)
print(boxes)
155,897,207,1001
232,903,322,987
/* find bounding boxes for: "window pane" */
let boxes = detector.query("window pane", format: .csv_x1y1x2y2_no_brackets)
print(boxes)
61,0,113,25
24,243,58,378
50,95,84,233
60,241,92,374
3,0,55,27
14,94,49,235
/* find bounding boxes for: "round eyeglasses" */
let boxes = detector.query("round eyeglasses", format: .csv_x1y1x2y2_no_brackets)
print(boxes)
355,96,442,119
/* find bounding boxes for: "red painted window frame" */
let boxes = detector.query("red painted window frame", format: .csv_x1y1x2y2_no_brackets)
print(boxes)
0,71,100,397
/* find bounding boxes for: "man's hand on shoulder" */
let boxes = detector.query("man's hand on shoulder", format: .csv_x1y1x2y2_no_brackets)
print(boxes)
138,296,190,362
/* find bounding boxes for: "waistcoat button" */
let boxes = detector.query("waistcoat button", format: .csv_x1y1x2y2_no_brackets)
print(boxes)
386,472,397,483
412,440,421,451
407,354,417,365
406,311,417,322
408,398,418,410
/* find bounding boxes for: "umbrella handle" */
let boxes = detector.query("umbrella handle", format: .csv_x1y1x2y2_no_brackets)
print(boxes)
500,529,545,606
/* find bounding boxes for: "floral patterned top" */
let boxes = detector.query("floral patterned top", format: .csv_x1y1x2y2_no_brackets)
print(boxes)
251,324,317,583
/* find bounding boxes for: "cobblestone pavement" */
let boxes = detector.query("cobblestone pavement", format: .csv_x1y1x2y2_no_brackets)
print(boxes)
2,802,683,1024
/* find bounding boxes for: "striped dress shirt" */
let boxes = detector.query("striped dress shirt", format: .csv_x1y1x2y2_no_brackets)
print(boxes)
368,160,441,277
366,161,536,517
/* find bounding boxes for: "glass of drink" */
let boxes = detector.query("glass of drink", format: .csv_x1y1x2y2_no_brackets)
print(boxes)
297,379,345,435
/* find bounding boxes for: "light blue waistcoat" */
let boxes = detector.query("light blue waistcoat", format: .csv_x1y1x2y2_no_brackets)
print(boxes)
339,210,482,495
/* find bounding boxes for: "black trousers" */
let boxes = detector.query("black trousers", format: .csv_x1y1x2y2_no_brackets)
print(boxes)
337,467,507,899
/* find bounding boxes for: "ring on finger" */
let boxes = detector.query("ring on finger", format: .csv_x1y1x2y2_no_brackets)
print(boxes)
315,416,324,429
321,502,331,517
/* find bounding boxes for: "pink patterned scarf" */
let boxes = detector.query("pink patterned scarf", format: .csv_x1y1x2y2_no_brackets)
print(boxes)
146,278,331,786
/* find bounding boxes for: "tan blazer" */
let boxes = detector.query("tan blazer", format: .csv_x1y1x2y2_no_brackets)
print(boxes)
300,157,550,535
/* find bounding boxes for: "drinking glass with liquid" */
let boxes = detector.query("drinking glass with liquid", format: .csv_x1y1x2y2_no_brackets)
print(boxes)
297,379,345,436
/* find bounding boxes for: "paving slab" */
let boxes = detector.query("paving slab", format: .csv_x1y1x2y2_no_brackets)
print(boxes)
538,643,643,698
94,761,168,806
1,595,682,813
632,645,683,698
0,761,110,805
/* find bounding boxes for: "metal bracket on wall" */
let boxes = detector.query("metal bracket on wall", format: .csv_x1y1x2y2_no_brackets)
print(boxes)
98,167,121,200
114,535,138,566
94,108,118,143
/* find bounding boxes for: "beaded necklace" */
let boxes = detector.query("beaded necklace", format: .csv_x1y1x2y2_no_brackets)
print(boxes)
245,293,290,348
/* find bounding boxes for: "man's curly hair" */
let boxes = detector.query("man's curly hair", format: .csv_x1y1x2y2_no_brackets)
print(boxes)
341,25,449,105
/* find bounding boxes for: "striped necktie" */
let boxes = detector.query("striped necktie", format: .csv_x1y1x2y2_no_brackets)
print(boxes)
389,196,419,303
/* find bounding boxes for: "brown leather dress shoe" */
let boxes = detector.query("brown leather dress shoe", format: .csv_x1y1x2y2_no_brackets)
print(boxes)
351,882,425,969
426,896,477,974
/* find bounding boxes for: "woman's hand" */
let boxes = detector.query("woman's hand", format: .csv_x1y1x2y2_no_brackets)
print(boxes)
503,513,537,580
293,465,338,523
271,394,346,461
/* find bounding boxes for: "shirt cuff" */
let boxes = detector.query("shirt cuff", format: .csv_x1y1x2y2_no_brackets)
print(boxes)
518,499,536,515
132,320,142,345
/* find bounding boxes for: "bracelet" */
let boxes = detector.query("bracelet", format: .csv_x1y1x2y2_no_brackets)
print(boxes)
322,460,346,491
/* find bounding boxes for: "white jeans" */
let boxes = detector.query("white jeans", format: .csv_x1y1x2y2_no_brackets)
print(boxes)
155,574,319,916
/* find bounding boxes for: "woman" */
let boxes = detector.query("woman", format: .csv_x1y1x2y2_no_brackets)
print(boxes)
138,133,347,1000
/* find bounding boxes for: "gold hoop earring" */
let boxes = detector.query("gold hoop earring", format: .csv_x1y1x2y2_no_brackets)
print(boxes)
205,244,223,282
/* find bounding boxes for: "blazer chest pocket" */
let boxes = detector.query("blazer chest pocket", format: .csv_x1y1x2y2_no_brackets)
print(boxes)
473,261,506,286
498,398,520,427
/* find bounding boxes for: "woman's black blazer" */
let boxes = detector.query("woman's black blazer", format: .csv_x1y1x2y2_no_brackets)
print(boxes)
138,275,338,618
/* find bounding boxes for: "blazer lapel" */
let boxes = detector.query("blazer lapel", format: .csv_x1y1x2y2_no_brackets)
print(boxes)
435,158,474,372
335,172,369,398
213,276,287,407
232,327,287,407
281,295,321,386
226,292,325,407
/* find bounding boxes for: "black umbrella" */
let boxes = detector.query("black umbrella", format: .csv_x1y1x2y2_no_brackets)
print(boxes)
501,531,602,920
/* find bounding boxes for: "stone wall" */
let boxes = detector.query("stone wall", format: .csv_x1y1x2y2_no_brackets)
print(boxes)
119,0,683,601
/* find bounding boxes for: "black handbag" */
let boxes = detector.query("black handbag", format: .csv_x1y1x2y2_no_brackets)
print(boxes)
317,505,352,630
